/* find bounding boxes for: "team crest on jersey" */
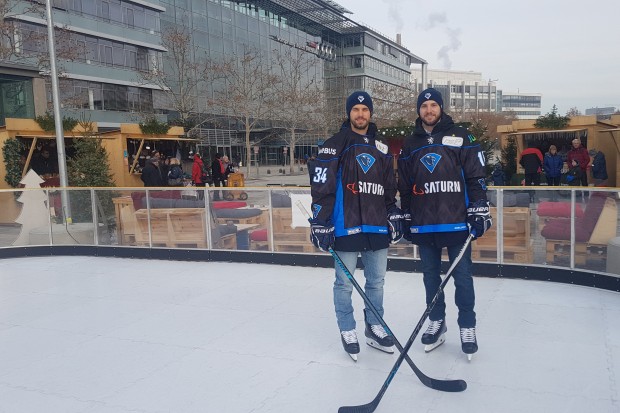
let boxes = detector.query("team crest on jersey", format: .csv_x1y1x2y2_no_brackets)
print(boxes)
478,178,487,190
468,134,476,143
420,153,441,173
312,204,322,218
356,153,375,174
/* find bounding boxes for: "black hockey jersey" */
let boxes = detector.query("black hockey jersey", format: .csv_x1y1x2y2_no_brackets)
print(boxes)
311,122,398,241
397,114,488,247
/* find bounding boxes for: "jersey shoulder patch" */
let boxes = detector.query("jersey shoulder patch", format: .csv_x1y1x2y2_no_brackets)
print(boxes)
375,139,388,154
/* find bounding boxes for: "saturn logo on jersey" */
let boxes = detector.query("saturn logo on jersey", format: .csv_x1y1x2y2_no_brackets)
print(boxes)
420,153,441,173
347,181,384,195
356,153,375,174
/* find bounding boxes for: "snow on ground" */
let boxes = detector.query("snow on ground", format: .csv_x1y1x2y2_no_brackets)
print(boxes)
0,256,618,413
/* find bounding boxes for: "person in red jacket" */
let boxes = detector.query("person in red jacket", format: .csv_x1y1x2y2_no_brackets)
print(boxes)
567,138,590,186
191,153,207,186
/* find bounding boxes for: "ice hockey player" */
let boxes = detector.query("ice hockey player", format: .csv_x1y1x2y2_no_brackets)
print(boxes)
397,88,492,360
309,91,404,361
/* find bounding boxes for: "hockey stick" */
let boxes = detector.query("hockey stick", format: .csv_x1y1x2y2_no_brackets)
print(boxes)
295,201,467,395
339,234,474,413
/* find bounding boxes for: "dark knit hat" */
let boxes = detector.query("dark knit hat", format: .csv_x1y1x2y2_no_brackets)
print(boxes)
346,91,373,118
417,88,443,113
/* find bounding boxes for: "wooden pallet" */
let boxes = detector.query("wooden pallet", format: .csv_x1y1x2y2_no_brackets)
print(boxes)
472,248,533,263
545,239,607,265
274,242,316,253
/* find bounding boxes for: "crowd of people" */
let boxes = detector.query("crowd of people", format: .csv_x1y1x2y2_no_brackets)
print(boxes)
489,137,608,189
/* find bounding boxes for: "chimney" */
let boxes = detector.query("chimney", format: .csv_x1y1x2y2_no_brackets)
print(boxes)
396,33,401,45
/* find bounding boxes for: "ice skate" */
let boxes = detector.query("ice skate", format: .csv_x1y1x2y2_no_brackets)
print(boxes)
421,319,446,353
340,330,360,361
364,323,394,354
460,327,478,361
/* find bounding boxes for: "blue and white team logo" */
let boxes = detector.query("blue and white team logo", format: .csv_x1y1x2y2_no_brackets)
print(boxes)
420,153,441,173
356,153,375,174
312,204,322,218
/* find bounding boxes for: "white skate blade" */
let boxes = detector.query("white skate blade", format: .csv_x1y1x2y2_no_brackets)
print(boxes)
423,334,446,353
366,338,395,354
347,352,358,361
467,353,473,361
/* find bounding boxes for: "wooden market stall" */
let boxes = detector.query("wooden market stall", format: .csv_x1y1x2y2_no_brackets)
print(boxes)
497,115,620,186
0,118,188,223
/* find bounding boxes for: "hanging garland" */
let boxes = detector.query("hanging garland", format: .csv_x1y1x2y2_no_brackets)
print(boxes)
377,125,415,138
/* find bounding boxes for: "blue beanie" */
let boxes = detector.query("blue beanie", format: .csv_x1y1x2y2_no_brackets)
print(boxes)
346,91,373,118
417,88,443,113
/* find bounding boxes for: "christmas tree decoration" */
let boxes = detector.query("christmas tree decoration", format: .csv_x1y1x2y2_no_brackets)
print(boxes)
13,170,50,246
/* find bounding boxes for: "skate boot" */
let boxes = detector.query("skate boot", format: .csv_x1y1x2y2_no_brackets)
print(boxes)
460,327,478,361
364,323,395,354
340,330,360,361
421,319,446,352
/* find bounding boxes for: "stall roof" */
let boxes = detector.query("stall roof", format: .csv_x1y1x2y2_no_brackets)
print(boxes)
506,128,587,136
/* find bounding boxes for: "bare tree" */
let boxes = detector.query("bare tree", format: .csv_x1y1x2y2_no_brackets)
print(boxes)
271,48,324,173
369,81,418,128
140,26,206,129
207,48,277,177
566,106,582,117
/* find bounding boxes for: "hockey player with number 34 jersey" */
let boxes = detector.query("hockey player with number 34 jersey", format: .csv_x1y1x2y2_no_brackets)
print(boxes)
310,91,403,361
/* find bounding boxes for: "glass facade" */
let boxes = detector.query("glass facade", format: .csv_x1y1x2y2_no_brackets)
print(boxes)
0,74,35,125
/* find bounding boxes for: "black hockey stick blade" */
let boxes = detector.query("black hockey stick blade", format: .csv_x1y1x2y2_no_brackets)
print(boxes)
339,235,473,412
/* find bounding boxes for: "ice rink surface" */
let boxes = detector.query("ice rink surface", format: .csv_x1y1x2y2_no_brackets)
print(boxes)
0,256,618,413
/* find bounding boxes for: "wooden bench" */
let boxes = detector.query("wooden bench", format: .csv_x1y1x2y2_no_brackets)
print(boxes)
544,196,617,265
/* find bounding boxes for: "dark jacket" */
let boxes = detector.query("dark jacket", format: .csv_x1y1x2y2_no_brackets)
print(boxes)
591,151,608,180
543,153,563,178
141,159,164,187
397,113,488,247
211,158,225,180
167,164,184,186
311,121,397,252
519,147,543,174
491,165,505,186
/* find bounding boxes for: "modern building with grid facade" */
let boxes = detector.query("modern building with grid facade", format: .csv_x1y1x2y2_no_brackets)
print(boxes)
1,0,425,164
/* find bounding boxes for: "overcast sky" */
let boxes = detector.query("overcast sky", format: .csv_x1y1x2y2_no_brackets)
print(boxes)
336,0,620,115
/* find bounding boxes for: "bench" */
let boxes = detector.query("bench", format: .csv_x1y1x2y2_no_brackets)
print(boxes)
542,195,617,265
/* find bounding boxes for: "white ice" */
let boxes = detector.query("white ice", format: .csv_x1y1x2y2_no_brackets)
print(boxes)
0,256,618,413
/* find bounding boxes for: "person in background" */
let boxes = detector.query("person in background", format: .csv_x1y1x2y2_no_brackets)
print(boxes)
398,88,491,360
141,157,163,187
31,146,58,176
191,153,207,186
310,90,403,361
519,143,543,186
567,138,590,187
543,145,563,186
589,149,608,187
491,163,505,186
167,158,184,186
211,153,225,201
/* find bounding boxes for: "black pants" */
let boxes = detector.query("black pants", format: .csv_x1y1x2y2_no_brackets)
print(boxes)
212,178,224,200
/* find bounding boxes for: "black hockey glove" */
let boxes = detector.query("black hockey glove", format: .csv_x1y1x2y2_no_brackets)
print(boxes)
402,213,413,242
467,200,492,239
309,218,335,252
387,206,405,244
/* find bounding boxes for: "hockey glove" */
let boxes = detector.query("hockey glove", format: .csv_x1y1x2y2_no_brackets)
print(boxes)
309,219,335,252
387,206,405,244
466,199,492,239
402,213,414,242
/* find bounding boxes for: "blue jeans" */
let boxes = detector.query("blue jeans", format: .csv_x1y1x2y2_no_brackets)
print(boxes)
418,243,476,328
333,249,388,331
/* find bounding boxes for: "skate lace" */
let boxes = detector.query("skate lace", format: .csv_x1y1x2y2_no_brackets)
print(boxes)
370,324,388,339
424,320,443,335
460,327,476,343
341,330,358,344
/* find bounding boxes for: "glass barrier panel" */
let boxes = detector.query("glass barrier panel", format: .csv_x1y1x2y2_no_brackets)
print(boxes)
1,188,53,247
